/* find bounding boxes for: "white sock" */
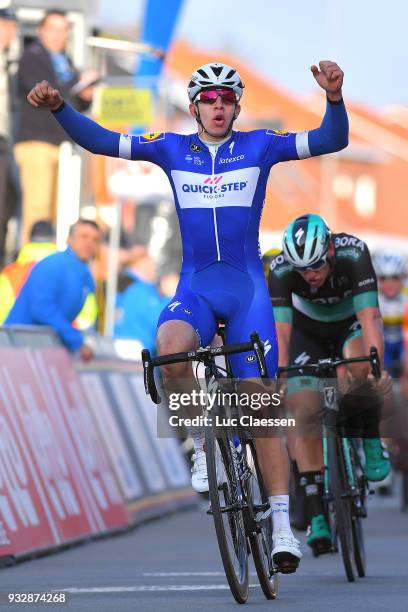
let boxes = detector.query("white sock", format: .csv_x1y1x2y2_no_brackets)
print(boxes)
268,494,291,533
192,430,205,454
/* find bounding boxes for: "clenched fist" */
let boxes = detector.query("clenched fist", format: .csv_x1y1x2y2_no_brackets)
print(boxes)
311,61,344,101
27,80,64,111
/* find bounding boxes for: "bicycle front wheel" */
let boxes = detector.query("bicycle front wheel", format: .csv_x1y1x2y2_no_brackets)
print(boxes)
348,441,366,577
328,435,355,582
246,440,278,600
205,425,249,604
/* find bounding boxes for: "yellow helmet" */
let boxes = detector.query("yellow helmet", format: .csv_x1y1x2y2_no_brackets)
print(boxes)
262,248,281,280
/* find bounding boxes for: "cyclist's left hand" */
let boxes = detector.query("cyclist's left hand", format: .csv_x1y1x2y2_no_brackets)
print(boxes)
311,60,344,99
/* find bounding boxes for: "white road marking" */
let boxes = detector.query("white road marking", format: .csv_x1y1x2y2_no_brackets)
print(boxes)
143,572,257,577
59,585,259,593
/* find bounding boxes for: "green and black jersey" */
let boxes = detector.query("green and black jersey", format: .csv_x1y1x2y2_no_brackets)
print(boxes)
268,233,379,325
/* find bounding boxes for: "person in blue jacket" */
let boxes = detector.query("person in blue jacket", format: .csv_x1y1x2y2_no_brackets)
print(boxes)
25,60,348,571
114,245,168,352
6,218,100,360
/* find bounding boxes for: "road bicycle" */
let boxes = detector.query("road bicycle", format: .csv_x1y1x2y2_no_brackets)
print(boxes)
142,328,280,603
279,346,381,582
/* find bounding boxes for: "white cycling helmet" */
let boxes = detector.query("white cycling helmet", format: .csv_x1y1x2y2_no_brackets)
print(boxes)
187,62,244,103
373,250,406,278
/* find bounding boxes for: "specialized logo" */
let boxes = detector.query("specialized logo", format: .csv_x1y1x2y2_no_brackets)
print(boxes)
295,228,304,246
168,301,181,312
139,132,165,143
294,351,310,366
190,143,202,153
324,386,337,410
266,129,290,137
349,320,361,332
263,339,272,356
182,308,193,316
229,141,235,155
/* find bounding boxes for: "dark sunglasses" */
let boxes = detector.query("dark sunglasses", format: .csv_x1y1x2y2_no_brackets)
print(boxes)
197,89,237,105
293,254,329,273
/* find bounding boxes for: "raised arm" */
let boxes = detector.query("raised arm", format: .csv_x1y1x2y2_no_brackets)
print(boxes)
27,80,124,157
308,60,348,155
26,80,167,163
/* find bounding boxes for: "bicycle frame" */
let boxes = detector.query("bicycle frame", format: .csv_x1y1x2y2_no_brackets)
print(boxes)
279,346,380,581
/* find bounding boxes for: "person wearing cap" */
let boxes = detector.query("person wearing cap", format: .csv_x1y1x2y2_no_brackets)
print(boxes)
0,6,19,266
25,59,349,572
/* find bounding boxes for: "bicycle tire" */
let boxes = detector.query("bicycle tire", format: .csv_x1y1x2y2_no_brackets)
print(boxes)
348,442,366,577
205,424,249,604
328,435,355,582
246,440,278,600
351,516,365,577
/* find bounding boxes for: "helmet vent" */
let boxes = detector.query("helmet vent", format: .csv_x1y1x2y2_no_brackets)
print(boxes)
197,69,209,79
211,65,223,77
225,69,236,79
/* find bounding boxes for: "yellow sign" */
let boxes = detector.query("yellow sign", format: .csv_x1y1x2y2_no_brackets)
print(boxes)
97,87,153,127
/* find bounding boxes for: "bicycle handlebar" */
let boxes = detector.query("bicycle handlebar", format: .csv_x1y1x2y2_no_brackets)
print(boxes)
278,346,381,379
142,331,269,405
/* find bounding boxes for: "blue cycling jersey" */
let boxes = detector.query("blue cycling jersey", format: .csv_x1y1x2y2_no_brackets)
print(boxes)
53,99,348,377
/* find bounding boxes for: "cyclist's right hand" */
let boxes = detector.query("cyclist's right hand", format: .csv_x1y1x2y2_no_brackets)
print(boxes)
368,369,393,397
27,80,64,111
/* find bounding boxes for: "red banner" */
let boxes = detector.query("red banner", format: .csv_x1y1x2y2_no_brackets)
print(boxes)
33,349,129,532
0,346,129,563
0,351,58,558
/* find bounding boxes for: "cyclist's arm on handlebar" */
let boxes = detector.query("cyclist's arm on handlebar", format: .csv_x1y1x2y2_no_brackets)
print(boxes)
356,306,384,366
275,321,292,369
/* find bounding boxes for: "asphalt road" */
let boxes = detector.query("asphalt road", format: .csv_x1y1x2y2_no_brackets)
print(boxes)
1,477,407,612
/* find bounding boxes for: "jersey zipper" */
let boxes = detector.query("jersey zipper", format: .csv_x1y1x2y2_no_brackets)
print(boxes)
210,148,221,261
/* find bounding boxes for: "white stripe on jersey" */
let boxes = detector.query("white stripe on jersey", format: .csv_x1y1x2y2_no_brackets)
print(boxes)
295,131,311,159
119,134,132,159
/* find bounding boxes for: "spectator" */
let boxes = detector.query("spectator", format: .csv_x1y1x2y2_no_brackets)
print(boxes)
15,9,97,243
114,245,168,353
0,219,55,323
5,218,100,361
0,7,19,266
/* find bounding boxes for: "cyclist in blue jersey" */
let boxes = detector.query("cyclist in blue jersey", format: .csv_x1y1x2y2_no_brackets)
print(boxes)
27,59,348,571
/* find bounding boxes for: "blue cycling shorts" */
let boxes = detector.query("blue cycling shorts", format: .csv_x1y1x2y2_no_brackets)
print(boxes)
158,262,278,379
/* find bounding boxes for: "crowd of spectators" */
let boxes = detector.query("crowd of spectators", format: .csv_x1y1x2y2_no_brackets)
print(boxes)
0,6,176,358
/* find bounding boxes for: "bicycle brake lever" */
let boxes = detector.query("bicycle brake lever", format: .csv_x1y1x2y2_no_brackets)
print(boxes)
369,346,381,379
250,332,270,384
142,349,162,404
